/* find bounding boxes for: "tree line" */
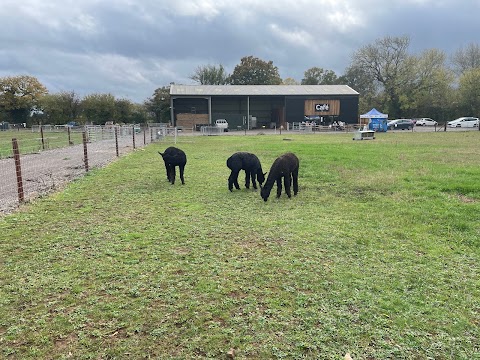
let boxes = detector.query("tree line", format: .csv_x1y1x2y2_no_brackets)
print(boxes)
1,35,479,126
0,77,172,126
191,36,480,121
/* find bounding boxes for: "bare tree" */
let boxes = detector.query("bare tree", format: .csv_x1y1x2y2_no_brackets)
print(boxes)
451,43,480,75
352,35,413,118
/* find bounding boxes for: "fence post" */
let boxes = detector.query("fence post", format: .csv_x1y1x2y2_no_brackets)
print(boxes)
68,126,72,145
132,126,136,149
82,131,89,172
115,127,119,157
144,125,146,145
150,128,153,142
40,125,45,150
12,138,24,203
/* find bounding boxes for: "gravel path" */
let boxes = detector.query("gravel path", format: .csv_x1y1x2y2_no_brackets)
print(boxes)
0,136,151,215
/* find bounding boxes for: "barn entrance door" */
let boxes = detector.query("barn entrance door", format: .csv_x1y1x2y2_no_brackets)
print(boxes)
272,106,285,128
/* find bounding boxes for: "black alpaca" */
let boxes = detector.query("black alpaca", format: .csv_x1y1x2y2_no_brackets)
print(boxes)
227,152,265,192
260,152,299,202
158,147,187,185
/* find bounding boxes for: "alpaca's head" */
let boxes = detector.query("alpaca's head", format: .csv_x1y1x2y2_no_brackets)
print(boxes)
257,171,266,186
259,183,271,202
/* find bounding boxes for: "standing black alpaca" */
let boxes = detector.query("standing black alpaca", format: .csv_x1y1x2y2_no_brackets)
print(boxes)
227,152,266,192
260,152,299,202
158,147,187,185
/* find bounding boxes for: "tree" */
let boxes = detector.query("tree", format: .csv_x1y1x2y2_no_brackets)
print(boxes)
130,103,149,124
283,77,299,85
81,93,116,125
301,67,338,85
338,64,379,114
190,64,229,85
114,98,134,123
39,91,81,125
451,43,480,75
458,68,480,116
352,35,413,118
0,75,48,124
407,49,454,121
228,56,282,85
144,86,170,123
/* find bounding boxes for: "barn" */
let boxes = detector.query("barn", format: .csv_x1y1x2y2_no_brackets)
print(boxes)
169,84,359,130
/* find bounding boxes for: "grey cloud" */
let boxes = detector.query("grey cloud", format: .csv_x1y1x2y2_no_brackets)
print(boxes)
1,0,479,102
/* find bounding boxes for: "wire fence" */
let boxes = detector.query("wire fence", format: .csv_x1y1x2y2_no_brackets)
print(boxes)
0,124,177,215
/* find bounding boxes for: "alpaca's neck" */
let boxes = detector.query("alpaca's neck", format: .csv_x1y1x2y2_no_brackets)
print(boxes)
264,173,277,188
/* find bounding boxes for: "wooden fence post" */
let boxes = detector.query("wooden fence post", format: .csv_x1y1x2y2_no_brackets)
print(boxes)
40,125,45,150
12,138,24,203
115,127,119,157
132,126,136,149
82,131,89,172
68,126,72,145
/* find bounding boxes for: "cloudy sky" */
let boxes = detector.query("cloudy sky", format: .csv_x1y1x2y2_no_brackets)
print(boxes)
1,0,479,103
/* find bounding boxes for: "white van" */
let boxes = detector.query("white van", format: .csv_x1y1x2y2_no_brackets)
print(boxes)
215,119,229,131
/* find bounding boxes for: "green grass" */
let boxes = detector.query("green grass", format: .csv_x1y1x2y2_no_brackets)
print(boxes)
0,129,84,158
1,132,479,359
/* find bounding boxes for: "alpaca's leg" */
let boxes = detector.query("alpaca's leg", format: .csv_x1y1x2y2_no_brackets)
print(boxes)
276,178,282,198
234,170,240,190
228,171,235,191
166,165,172,183
179,165,185,185
171,166,176,184
229,170,240,191
244,170,251,189
292,168,299,195
284,174,292,198
251,172,257,190
164,164,170,181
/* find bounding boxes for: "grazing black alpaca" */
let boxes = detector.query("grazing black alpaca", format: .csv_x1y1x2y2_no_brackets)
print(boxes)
260,152,299,202
158,147,187,185
227,152,266,192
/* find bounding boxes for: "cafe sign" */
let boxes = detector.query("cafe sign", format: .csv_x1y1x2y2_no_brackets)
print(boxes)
315,103,330,112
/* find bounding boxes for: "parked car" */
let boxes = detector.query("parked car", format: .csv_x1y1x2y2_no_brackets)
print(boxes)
447,117,479,128
215,119,229,131
387,119,414,130
414,118,438,126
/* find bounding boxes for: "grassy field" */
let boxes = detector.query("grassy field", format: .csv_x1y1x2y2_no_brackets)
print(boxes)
0,129,84,158
0,131,479,359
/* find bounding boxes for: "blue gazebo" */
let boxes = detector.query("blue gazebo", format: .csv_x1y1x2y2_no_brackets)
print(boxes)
360,108,388,132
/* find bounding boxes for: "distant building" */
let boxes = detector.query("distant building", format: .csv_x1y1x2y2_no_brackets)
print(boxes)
169,84,359,129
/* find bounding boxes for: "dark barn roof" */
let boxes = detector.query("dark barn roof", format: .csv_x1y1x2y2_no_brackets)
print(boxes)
170,85,359,96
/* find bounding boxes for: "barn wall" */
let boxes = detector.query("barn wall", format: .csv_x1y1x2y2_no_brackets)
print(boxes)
172,93,359,126
176,113,209,129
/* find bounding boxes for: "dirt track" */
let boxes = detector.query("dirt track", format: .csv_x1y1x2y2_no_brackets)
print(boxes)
0,137,150,215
